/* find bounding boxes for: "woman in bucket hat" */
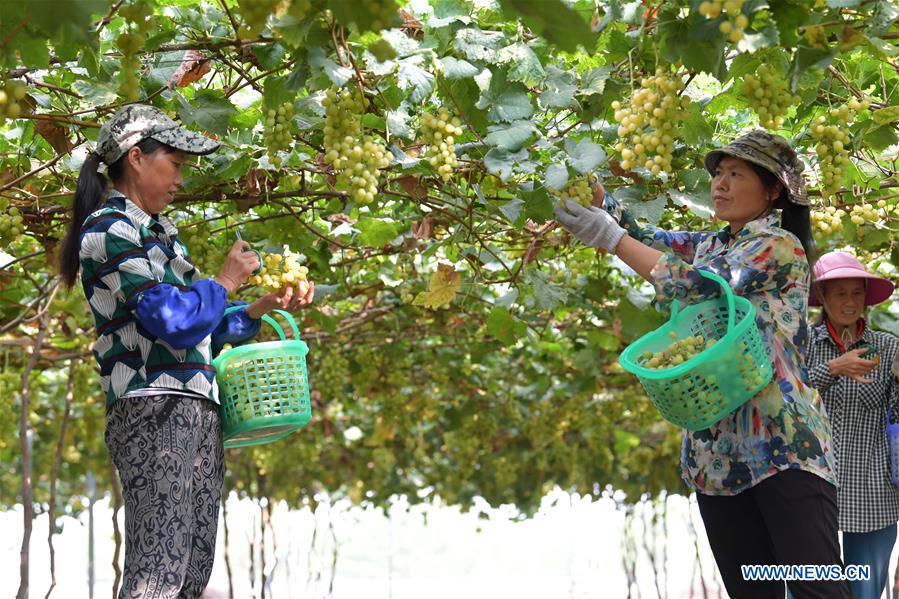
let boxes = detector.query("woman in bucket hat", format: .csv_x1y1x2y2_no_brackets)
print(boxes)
807,251,899,598
555,130,849,598
59,104,314,599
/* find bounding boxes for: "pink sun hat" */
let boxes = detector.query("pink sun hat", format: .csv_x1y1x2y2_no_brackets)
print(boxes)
809,251,895,307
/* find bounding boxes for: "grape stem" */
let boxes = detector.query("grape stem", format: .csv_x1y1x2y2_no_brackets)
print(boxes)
0,153,66,194
271,199,351,250
224,59,295,98
826,65,882,108
329,21,348,67
0,16,30,51
23,77,83,99
217,0,242,38
217,54,265,94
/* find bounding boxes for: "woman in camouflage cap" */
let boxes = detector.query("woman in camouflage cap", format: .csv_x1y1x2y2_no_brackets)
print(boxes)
555,130,850,598
59,105,314,599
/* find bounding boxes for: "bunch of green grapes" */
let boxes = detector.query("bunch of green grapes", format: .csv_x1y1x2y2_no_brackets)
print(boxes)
0,198,24,244
236,0,280,38
362,0,397,31
249,248,311,292
640,334,716,369
178,228,217,276
314,351,350,400
118,1,153,26
338,135,390,205
0,80,27,124
737,343,766,389
741,65,800,130
116,1,154,100
352,346,381,390
811,205,846,236
0,370,18,451
263,102,294,168
698,0,748,44
119,54,142,100
323,87,364,163
331,0,397,32
612,68,690,176
549,176,594,208
420,107,463,183
321,86,390,205
849,202,879,226
809,99,869,199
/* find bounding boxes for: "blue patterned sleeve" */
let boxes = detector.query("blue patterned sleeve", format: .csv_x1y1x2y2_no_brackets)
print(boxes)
134,278,229,349
649,231,809,312
211,301,263,356
604,193,714,262
888,337,899,416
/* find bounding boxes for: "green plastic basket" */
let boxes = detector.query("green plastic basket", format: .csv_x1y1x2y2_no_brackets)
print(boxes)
618,270,773,430
213,307,311,449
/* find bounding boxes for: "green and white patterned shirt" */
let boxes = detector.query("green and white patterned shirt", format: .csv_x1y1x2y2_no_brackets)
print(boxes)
79,193,260,406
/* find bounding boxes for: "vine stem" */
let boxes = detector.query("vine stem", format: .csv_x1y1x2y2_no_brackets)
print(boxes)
0,153,66,193
95,0,125,33
44,360,76,599
15,310,49,599
0,16,30,50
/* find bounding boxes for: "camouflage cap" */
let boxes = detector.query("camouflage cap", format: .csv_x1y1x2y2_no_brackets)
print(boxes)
704,130,810,207
95,104,220,165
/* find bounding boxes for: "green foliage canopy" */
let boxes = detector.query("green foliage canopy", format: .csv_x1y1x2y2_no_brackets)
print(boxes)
0,0,897,517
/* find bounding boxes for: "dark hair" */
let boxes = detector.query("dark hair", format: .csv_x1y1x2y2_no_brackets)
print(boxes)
59,138,172,288
747,162,816,266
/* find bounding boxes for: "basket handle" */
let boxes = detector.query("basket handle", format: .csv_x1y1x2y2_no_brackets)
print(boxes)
222,305,302,341
669,269,736,333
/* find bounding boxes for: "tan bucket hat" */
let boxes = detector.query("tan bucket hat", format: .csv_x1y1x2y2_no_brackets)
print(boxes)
704,130,809,207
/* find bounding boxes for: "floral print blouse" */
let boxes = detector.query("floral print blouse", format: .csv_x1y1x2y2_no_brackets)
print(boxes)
609,198,836,496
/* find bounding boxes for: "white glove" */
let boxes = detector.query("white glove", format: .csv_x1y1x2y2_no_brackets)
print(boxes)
554,199,626,252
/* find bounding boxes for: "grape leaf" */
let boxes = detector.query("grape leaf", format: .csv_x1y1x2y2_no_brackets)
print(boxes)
397,57,436,104
414,264,462,308
565,138,605,174
524,269,568,310
500,42,544,85
440,56,480,80
177,90,237,136
357,218,400,247
670,190,714,219
454,27,506,62
476,70,535,123
873,106,899,125
498,0,594,53
486,306,526,344
484,120,537,151
539,66,577,109
544,163,569,190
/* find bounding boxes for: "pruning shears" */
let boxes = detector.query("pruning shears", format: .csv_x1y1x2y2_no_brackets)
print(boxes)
235,228,262,275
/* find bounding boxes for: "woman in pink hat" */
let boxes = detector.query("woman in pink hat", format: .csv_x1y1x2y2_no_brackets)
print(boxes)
807,251,898,598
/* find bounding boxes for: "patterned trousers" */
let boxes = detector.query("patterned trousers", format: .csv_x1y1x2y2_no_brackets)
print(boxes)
106,395,225,599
